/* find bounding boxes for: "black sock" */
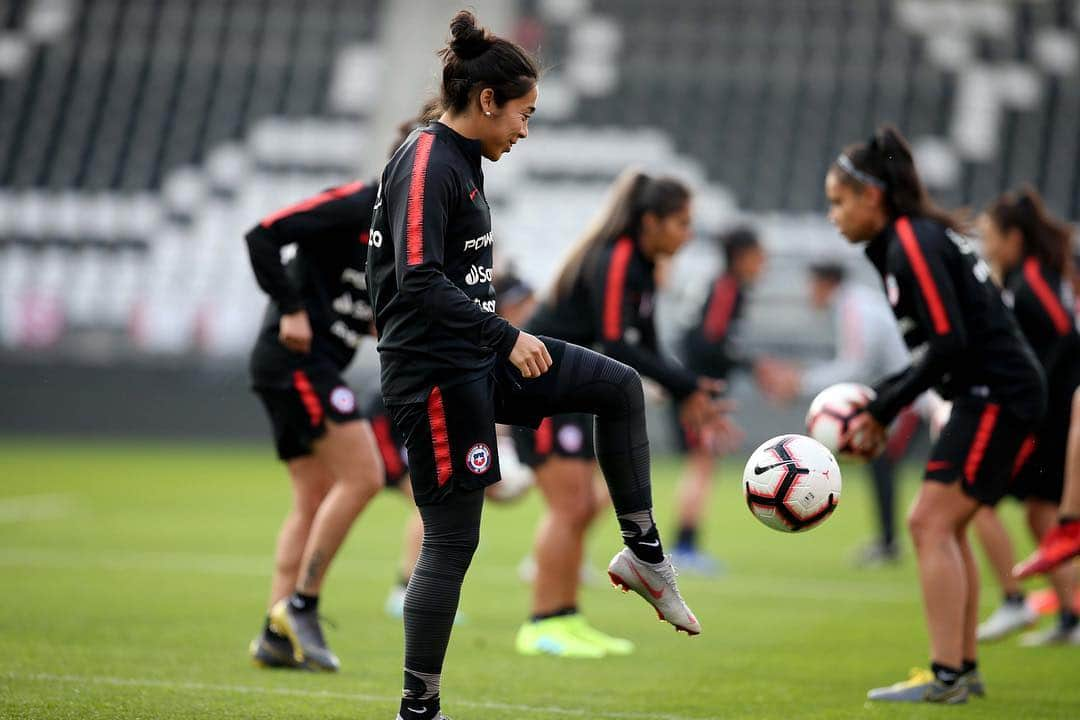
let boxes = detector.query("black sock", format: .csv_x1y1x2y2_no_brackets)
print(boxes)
1060,609,1078,630
676,525,697,551
961,659,977,674
618,510,664,563
1061,515,1080,526
531,606,578,623
289,591,319,614
1004,591,1025,606
931,662,961,686
399,689,440,720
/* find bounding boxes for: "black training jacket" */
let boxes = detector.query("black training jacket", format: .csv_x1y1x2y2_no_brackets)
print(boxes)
1002,256,1080,402
367,122,518,404
863,215,1045,425
527,236,699,400
680,272,752,380
246,180,376,386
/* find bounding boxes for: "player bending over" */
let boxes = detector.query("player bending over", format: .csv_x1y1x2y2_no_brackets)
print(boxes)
826,126,1045,704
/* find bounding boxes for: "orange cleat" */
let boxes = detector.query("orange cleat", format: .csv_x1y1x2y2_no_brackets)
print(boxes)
1026,586,1080,616
1014,520,1080,579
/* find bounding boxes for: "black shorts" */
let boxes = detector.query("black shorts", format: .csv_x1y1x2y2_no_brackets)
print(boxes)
924,399,1035,506
1010,396,1072,503
361,392,410,489
253,367,362,461
387,337,602,506
512,413,596,468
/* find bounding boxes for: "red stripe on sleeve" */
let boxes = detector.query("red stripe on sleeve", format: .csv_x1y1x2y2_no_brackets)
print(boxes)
702,275,738,342
427,386,453,487
292,370,324,427
371,415,406,479
963,403,999,485
535,418,554,455
259,181,366,228
896,216,951,335
1023,257,1071,335
603,237,635,342
406,133,436,266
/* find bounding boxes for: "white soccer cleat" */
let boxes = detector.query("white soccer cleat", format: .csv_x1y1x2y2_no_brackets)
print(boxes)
976,601,1037,642
607,548,701,636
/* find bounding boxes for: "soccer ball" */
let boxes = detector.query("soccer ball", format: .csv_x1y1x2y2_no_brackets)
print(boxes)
743,434,841,533
805,382,876,454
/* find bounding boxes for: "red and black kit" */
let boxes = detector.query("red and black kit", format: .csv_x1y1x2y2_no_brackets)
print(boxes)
1002,257,1080,502
246,181,376,459
864,215,1046,505
680,272,752,380
361,390,410,490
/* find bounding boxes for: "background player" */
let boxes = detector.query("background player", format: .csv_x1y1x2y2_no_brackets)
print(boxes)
245,178,384,671
972,186,1080,645
827,126,1045,703
511,169,729,658
366,14,708,718
669,226,767,574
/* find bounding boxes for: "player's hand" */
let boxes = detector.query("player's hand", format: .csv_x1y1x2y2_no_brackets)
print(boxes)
697,376,727,398
702,414,746,455
509,331,552,379
842,411,887,459
755,357,802,405
679,388,735,432
279,310,313,354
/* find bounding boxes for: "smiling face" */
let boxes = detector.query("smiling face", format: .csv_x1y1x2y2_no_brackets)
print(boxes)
477,84,537,161
825,169,887,244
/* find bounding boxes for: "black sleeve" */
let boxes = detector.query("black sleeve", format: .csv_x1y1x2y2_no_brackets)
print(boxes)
589,245,699,400
389,155,518,357
867,228,968,425
244,182,372,314
1013,262,1073,376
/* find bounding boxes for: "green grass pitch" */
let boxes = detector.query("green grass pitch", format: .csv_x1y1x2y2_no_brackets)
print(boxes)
1,439,1078,719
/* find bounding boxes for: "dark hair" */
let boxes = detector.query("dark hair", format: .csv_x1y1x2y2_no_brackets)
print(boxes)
987,185,1074,276
388,98,443,157
439,10,540,114
550,169,690,301
809,262,847,284
831,125,965,232
720,226,760,268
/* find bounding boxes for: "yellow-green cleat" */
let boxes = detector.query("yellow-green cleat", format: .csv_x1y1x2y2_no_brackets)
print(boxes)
515,616,606,658
563,615,634,656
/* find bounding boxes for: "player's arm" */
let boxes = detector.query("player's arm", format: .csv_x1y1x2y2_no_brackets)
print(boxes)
390,155,518,357
590,249,700,401
866,228,968,426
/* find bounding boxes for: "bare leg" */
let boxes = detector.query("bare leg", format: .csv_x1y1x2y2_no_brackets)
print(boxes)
908,481,980,667
1061,388,1080,518
531,458,599,615
957,528,980,661
295,420,383,595
973,507,1022,597
675,448,715,545
268,456,334,607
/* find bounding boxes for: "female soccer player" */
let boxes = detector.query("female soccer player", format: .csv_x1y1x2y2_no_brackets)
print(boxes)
972,187,1079,645
511,169,727,658
826,126,1046,703
366,12,707,719
245,178,384,671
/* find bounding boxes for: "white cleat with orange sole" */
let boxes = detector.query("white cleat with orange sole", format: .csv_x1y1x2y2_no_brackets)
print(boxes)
607,548,701,636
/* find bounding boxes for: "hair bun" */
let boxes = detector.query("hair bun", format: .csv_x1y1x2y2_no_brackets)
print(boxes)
448,10,491,60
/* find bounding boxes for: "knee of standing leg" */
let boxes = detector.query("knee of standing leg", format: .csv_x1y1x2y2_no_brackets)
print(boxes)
907,508,948,547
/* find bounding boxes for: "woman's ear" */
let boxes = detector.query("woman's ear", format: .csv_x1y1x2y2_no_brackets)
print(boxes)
478,87,496,116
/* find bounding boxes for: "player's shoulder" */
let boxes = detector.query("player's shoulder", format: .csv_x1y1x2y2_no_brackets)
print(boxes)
888,215,954,266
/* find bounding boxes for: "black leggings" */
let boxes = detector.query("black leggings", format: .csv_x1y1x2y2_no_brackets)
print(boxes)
400,339,653,701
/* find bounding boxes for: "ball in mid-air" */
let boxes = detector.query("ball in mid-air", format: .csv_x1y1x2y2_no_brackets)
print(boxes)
743,434,841,533
805,382,876,455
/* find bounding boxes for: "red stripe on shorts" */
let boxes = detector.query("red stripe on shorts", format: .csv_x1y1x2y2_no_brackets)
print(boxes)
1011,435,1037,479
535,418,554,455
372,415,405,479
292,370,324,427
964,403,1000,485
427,386,453,487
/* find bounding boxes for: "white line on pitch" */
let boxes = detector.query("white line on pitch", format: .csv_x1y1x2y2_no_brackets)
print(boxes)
0,493,78,524
3,672,705,720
